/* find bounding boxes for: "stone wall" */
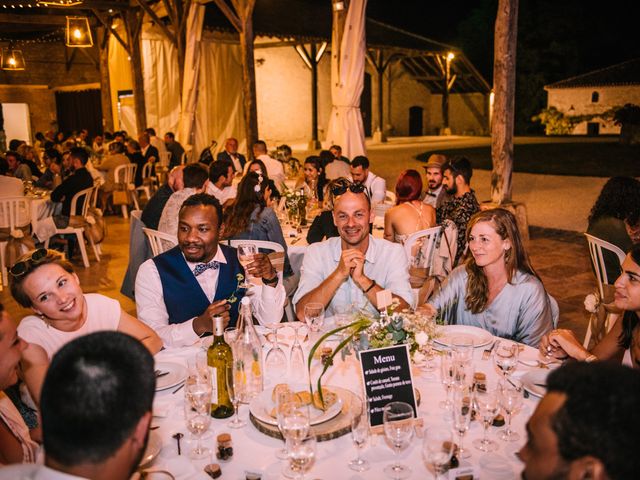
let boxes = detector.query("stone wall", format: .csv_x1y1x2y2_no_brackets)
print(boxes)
546,85,640,135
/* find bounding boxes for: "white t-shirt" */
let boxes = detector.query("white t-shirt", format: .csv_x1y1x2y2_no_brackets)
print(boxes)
17,293,121,360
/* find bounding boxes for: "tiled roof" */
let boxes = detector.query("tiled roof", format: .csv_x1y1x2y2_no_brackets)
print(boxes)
546,58,640,89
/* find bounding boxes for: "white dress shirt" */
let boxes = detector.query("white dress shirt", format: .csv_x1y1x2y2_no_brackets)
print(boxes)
135,247,286,348
207,182,237,205
0,464,87,480
292,235,414,315
362,171,387,205
150,135,168,163
256,154,285,190
422,184,444,208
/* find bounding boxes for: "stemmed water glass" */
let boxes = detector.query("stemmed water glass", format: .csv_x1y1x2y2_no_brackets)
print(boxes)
286,435,317,480
289,322,306,382
225,361,246,428
473,387,499,452
422,425,454,480
493,339,519,379
237,243,258,288
382,401,415,479
499,380,524,442
281,402,311,478
264,321,288,385
439,351,455,410
452,385,472,459
183,378,212,459
276,392,309,461
304,303,325,343
348,395,370,472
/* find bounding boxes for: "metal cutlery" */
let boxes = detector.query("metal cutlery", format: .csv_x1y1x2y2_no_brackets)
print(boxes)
482,340,497,360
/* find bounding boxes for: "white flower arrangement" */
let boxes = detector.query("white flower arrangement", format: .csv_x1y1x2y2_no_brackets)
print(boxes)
584,292,600,313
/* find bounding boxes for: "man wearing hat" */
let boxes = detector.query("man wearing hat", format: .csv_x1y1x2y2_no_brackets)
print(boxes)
422,153,450,209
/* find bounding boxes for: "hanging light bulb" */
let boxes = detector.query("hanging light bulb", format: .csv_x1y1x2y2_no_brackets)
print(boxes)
65,16,93,47
1,47,26,71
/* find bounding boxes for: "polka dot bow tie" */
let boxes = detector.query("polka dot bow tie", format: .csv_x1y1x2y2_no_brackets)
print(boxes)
193,261,220,277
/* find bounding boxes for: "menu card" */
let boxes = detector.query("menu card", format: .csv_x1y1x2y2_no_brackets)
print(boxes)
358,344,418,427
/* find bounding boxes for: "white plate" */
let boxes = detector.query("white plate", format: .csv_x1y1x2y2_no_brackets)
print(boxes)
139,430,162,467
521,369,550,398
154,362,187,391
434,325,494,348
249,384,343,427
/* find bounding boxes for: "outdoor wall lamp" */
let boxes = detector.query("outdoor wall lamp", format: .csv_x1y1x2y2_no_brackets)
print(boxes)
1,47,26,70
65,16,93,47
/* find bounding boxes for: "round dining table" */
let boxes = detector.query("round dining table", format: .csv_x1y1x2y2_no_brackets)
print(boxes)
145,323,549,479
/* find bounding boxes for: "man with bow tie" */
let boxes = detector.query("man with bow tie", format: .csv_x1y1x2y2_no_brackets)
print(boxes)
421,153,451,209
135,193,285,348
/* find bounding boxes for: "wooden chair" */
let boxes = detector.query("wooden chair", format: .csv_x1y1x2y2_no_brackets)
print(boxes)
114,163,139,219
44,187,101,268
0,197,31,286
224,239,294,321
142,227,178,257
583,233,626,347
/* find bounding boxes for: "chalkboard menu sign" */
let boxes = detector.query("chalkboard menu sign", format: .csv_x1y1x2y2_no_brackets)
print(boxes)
358,344,418,427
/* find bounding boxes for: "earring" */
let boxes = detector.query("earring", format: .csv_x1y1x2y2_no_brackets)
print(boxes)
39,313,50,328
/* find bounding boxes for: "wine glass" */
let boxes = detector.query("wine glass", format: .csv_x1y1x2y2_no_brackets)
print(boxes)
226,361,246,428
439,351,455,410
275,391,304,460
264,323,288,386
493,339,519,379
473,387,499,452
452,335,474,363
281,402,311,477
289,322,306,382
237,243,258,288
348,395,370,472
286,435,317,480
183,380,212,459
382,401,415,479
304,303,325,343
499,380,524,442
452,385,472,459
422,426,454,480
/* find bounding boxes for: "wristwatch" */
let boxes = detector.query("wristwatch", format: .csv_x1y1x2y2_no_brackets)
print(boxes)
263,274,278,286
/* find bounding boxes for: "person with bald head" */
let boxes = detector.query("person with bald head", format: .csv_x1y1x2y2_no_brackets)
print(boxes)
217,137,246,174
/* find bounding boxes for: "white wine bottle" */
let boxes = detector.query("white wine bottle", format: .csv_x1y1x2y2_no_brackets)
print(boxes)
207,316,234,418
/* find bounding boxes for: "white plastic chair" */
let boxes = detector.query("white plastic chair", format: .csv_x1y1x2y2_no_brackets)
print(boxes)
224,239,294,321
44,187,101,268
136,162,156,201
583,233,626,347
160,151,172,168
0,197,31,286
404,226,443,271
142,227,178,257
181,148,192,165
385,190,396,204
114,163,139,219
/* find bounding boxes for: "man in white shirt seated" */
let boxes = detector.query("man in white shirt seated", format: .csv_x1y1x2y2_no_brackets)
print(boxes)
0,331,154,479
136,193,285,348
252,140,285,190
145,127,168,165
206,160,237,207
293,179,412,317
158,163,209,238
350,155,386,205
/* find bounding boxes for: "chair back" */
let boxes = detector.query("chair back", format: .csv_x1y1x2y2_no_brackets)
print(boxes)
584,233,626,298
385,190,396,205
142,162,154,179
160,151,171,167
142,227,178,256
404,226,443,271
114,163,137,186
181,148,192,165
0,197,31,230
69,187,94,218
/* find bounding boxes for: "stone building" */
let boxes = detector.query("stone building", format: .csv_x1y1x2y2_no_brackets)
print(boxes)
545,58,640,135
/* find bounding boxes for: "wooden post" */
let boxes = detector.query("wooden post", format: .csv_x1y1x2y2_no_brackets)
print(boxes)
97,26,114,133
124,8,147,135
213,0,258,159
491,0,519,204
310,43,321,149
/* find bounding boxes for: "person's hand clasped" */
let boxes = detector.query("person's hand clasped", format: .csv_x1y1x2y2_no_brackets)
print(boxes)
539,329,585,360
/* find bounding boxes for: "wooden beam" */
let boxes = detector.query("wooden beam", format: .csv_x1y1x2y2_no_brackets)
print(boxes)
213,0,241,32
39,0,133,10
92,9,131,55
64,47,78,72
0,13,95,25
78,46,99,69
97,26,114,133
135,0,176,44
124,7,147,133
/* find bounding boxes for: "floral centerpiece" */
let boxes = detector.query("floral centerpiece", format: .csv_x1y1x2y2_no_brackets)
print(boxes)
281,186,307,225
307,302,442,407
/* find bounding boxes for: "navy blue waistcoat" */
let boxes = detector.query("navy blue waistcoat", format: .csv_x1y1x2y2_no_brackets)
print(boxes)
153,245,244,327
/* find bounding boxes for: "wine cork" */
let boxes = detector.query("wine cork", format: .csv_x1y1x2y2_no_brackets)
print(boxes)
204,464,221,479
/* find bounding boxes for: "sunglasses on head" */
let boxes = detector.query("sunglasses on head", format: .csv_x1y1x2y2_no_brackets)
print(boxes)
330,180,368,197
9,248,48,278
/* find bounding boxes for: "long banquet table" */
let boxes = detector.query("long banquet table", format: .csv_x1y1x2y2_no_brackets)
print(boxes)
145,323,545,479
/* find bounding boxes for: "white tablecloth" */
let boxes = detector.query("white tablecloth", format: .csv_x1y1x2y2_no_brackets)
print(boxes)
146,325,542,479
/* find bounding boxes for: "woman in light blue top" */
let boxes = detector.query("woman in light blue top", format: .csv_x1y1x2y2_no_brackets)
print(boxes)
429,208,555,346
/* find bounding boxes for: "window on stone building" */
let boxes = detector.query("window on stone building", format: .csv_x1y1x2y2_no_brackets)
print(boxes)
591,91,599,103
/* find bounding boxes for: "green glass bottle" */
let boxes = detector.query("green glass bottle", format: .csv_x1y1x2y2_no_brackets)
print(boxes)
207,316,234,418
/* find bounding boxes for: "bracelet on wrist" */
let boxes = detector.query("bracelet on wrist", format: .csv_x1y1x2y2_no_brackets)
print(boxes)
363,280,375,294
